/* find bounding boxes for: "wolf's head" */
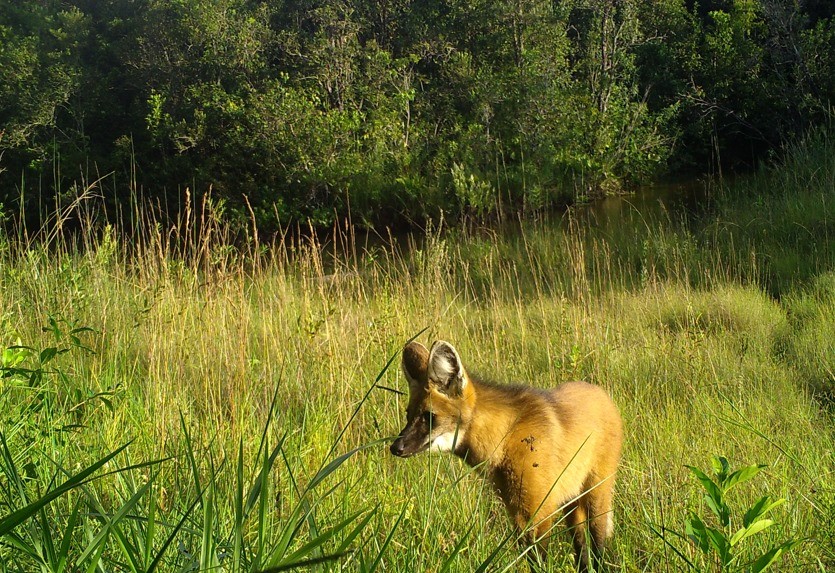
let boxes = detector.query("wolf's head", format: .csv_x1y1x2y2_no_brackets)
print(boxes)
390,340,469,458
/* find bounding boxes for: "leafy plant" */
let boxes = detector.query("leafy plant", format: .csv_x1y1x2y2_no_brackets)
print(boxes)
0,317,387,572
653,456,801,572
1,315,94,386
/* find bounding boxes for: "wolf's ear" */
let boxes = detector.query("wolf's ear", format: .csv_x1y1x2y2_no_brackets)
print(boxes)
402,341,429,388
428,341,466,396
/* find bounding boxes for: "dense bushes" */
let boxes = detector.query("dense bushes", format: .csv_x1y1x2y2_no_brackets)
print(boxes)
1,0,834,229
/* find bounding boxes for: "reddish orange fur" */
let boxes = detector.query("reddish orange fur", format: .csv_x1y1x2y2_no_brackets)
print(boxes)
391,340,623,571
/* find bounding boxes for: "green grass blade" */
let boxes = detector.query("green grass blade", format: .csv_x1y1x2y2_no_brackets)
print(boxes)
0,440,131,537
266,478,347,567
109,518,145,573
335,510,375,555
277,440,321,562
256,552,349,573
144,480,158,571
648,523,700,571
147,483,206,573
2,530,41,561
179,412,202,502
473,529,514,573
77,479,153,565
245,434,286,519
268,492,319,567
278,510,366,566
37,505,58,570
306,438,388,493
55,500,82,573
366,504,405,573
82,532,110,573
233,437,244,571
0,432,31,506
252,437,282,573
438,523,474,573
253,368,284,464
200,477,217,571
320,338,410,467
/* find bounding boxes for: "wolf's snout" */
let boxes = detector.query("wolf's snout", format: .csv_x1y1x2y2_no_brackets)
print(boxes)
390,439,406,457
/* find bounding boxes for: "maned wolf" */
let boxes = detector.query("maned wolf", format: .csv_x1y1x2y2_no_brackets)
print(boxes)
390,340,623,571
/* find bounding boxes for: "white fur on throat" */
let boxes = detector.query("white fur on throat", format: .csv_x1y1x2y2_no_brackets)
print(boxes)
430,429,465,453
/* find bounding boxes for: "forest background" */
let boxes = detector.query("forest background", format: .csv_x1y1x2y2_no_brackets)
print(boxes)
2,1,835,571
2,0,835,230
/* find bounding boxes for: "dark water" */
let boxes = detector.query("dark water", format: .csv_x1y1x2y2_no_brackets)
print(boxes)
569,179,717,232
312,179,717,273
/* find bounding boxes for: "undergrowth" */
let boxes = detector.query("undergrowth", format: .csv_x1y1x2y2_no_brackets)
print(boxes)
0,132,833,571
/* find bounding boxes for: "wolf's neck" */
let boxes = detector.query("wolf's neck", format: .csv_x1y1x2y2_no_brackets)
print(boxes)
453,379,518,469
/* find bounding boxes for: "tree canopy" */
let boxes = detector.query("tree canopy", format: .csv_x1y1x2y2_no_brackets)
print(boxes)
1,0,833,229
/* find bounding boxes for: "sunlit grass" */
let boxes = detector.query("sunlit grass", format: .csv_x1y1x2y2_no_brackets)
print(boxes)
0,131,834,571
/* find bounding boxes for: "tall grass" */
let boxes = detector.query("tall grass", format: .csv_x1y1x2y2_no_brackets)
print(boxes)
0,131,834,571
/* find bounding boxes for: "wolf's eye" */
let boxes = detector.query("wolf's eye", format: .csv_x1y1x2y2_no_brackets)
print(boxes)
423,411,436,428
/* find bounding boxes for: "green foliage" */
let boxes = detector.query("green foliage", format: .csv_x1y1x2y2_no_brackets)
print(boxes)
0,140,833,570
655,456,800,572
0,1,84,171
4,0,833,228
0,319,379,572
780,272,835,402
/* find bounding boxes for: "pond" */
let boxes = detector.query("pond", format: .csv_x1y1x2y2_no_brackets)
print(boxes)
569,179,717,233
310,178,718,289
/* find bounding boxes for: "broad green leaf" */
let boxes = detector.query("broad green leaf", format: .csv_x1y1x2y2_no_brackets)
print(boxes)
749,540,801,573
751,546,785,573
744,496,785,527
705,526,730,563
712,456,730,482
70,326,95,335
730,519,775,546
704,492,730,527
723,464,766,492
39,346,58,364
685,513,710,553
2,346,30,368
686,465,723,513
